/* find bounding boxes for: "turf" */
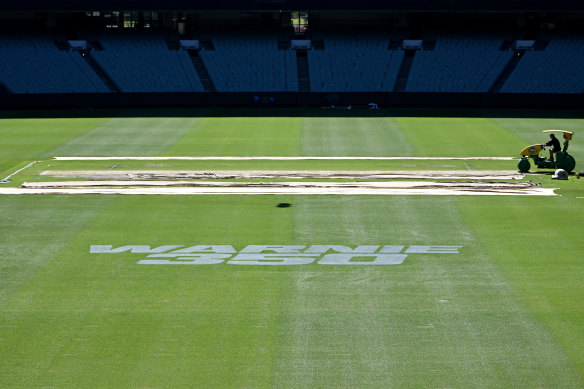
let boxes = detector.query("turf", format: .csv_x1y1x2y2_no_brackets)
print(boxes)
0,117,106,176
48,117,201,157
165,116,303,156
1,108,584,388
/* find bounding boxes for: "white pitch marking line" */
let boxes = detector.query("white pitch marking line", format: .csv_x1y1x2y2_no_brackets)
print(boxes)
0,186,557,196
52,156,515,161
0,160,41,183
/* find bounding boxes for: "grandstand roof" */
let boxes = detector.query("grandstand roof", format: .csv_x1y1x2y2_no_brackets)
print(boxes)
2,0,584,12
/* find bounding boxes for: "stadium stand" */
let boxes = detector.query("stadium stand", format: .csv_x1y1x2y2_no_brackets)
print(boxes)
0,31,110,93
88,30,204,92
406,32,515,92
307,32,404,92
1,4,584,109
198,32,298,92
501,33,584,93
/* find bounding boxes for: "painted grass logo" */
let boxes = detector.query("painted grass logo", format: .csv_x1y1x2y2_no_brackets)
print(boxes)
90,245,462,265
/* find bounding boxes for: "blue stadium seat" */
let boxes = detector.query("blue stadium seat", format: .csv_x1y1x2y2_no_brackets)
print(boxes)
198,32,298,92
307,32,404,92
89,30,204,92
501,34,584,93
0,32,109,93
406,32,513,92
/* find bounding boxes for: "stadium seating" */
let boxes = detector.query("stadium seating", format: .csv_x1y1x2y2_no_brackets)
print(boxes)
307,32,404,91
406,32,513,92
501,34,584,93
198,32,298,92
2,28,584,96
0,32,110,93
89,30,204,92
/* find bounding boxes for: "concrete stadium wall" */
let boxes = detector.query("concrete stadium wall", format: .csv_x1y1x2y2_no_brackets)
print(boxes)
0,92,583,110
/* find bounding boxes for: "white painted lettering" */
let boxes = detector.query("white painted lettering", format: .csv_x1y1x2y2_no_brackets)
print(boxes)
228,254,316,265
138,254,231,265
90,245,184,254
304,245,380,254
404,246,462,254
239,245,306,254
318,254,407,265
90,244,462,266
169,245,236,254
379,245,405,253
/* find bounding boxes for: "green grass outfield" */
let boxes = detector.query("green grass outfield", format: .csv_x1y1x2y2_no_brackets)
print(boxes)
1,108,584,388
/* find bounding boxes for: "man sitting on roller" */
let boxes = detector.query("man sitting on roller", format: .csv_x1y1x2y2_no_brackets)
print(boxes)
543,133,561,162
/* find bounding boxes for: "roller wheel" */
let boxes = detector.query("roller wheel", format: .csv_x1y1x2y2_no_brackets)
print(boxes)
518,158,531,173
561,154,576,173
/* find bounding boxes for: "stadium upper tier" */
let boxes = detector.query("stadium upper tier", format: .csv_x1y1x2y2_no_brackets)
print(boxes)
0,32,110,93
406,32,514,92
501,34,584,93
89,30,204,92
307,32,404,92
0,29,582,94
198,32,298,92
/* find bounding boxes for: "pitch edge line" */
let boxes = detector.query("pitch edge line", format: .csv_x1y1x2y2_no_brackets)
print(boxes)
53,156,514,161
0,187,556,196
0,161,41,183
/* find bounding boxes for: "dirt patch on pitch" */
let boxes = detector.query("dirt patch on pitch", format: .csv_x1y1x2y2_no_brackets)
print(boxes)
11,169,553,195
41,170,525,180
17,178,553,196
